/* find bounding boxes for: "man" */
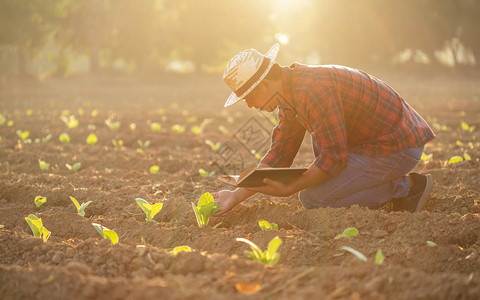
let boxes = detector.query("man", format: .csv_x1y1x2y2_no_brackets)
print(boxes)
212,44,435,216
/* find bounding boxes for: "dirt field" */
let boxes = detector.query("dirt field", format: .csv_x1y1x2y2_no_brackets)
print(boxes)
1,69,480,299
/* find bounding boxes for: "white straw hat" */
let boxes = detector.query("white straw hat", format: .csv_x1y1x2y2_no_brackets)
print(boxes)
223,43,280,107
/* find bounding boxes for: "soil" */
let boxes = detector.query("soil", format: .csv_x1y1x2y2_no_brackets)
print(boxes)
1,70,480,299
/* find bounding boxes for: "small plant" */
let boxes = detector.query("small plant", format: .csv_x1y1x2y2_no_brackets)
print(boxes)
91,109,99,117
129,123,136,130
137,140,151,153
34,196,47,207
236,236,282,266
205,139,221,151
105,119,121,130
464,152,472,161
112,139,124,149
136,198,164,222
86,133,98,145
149,165,159,174
7,120,13,127
25,214,51,242
218,125,229,135
171,124,186,133
191,125,203,135
334,227,359,239
375,249,384,265
151,122,161,131
448,155,463,165
169,246,192,255
66,162,81,171
461,121,475,132
421,152,432,162
191,192,219,227
258,219,278,231
61,115,79,129
70,196,92,217
38,159,50,170
92,223,119,244
16,130,30,142
341,246,367,262
426,241,437,247
198,168,214,177
59,133,70,144
41,134,52,143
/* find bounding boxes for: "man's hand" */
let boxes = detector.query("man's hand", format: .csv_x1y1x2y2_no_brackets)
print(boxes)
246,178,296,197
211,190,243,216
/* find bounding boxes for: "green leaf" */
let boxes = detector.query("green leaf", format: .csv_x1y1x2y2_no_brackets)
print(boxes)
341,246,367,262
258,219,278,231
191,125,203,135
464,153,472,161
86,133,98,145
0,225,4,229
69,196,81,211
461,121,470,131
191,202,204,227
17,130,29,141
72,162,82,171
42,227,51,242
448,156,463,165
59,133,70,144
151,123,161,131
103,229,119,244
375,249,384,265
92,223,106,238
236,238,263,262
34,196,47,208
426,241,437,247
171,124,185,133
170,246,192,255
149,203,164,220
198,168,210,177
193,192,218,227
421,153,432,162
25,214,43,238
265,236,282,264
149,165,159,174
38,159,50,170
334,227,359,239
136,198,163,222
78,201,92,217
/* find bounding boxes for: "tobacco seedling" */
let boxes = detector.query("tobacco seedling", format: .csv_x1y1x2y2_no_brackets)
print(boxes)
149,165,159,174
16,130,29,142
448,155,463,165
461,121,475,132
137,140,151,153
171,124,186,133
218,125,229,135
112,139,124,149
205,139,221,151
169,246,192,255
421,153,432,162
334,227,358,239
464,153,471,161
105,119,120,130
66,162,81,171
136,198,164,222
86,133,98,145
70,196,92,217
38,159,50,170
92,223,119,244
151,122,161,131
61,115,79,129
375,249,384,265
191,192,219,227
25,214,51,242
191,125,203,135
341,246,367,262
236,236,282,266
258,219,278,231
59,133,70,144
426,241,437,247
129,123,136,130
198,168,214,177
34,196,47,207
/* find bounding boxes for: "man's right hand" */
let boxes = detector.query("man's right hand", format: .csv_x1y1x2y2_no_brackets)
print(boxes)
211,188,257,216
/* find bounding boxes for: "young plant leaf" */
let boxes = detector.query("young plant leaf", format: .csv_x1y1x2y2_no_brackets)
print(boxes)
448,156,463,165
334,227,359,239
375,249,384,265
38,159,50,170
59,133,70,144
92,223,118,244
171,124,186,133
426,241,437,247
86,133,98,145
151,122,161,131
149,165,159,174
464,153,471,161
191,192,219,227
198,168,211,177
34,196,47,208
421,152,432,162
25,214,50,242
341,246,367,262
265,236,282,265
258,219,278,231
135,198,164,222
236,237,282,266
17,130,29,141
170,245,192,255
69,196,92,217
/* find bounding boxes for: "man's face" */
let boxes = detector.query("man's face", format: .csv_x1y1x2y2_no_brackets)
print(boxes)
243,81,278,112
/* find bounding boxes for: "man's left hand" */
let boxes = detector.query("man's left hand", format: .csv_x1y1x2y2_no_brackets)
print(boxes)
246,178,297,197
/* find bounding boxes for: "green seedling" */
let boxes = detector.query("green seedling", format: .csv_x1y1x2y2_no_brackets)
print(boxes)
25,214,51,242
191,192,219,227
421,153,432,162
236,236,282,266
171,124,186,133
41,134,52,143
151,122,162,131
205,140,221,151
0,113,5,125
92,223,119,244
26,109,33,116
461,121,475,132
341,246,367,262
456,140,463,147
7,120,13,127
70,196,92,217
136,198,164,222
34,196,47,207
170,246,192,255
16,130,30,141
137,140,151,153
0,225,4,229
105,119,120,130
66,162,81,171
375,249,384,265
426,241,437,247
91,109,99,117
38,159,50,170
61,115,79,129
78,108,84,116
334,227,359,239
218,125,229,135
464,153,471,161
129,123,136,130
86,133,98,145
112,139,124,149
258,219,278,231
198,168,214,177
191,125,203,135
149,165,159,174
448,156,463,165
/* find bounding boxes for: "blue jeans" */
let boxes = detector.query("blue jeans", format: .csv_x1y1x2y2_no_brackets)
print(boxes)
299,147,424,209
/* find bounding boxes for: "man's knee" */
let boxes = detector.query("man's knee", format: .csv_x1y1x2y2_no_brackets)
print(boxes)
299,188,331,209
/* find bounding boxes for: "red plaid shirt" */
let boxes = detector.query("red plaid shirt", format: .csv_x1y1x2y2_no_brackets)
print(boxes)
261,64,436,176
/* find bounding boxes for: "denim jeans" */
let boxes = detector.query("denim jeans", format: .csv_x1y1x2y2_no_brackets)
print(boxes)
298,146,424,209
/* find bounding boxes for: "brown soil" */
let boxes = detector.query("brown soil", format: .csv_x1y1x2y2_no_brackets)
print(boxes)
1,71,480,299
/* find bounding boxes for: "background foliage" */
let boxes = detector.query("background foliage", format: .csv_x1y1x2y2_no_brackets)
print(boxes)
0,0,479,76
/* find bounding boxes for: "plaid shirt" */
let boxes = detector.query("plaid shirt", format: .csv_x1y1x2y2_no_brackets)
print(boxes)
261,64,436,176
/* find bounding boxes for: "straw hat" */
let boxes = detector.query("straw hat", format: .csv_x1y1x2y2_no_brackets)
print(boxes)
223,43,280,107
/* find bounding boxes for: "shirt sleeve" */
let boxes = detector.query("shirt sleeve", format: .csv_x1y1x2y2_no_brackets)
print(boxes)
304,87,348,176
261,108,306,167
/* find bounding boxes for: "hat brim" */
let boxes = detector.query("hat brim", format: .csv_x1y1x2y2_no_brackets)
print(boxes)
224,43,280,107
